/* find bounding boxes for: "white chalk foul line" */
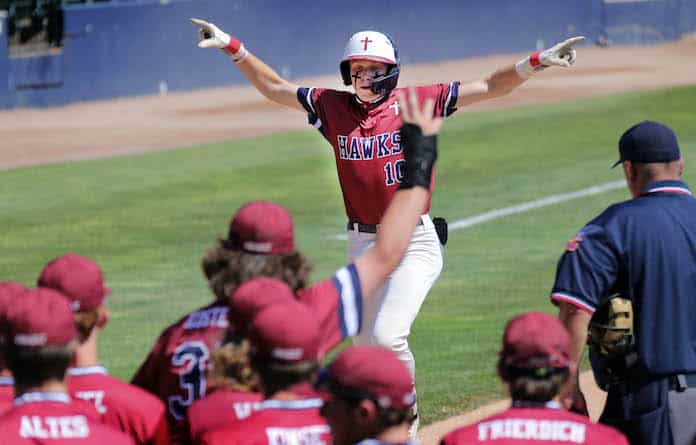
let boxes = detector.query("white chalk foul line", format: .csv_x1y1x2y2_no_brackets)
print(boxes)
329,180,626,240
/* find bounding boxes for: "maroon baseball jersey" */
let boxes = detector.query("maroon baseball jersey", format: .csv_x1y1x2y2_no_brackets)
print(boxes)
200,384,329,445
187,387,262,444
297,84,459,224
67,366,169,445
296,263,362,356
132,264,360,445
440,404,628,445
0,376,14,415
131,300,229,445
0,392,134,444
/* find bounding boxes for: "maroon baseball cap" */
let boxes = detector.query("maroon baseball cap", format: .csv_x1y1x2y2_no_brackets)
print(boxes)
228,277,296,335
247,303,320,364
225,201,295,254
5,288,76,348
0,281,28,367
0,281,27,309
317,345,415,409
501,311,571,369
38,253,110,312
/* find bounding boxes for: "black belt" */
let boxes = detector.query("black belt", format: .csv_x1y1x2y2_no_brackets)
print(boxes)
669,373,696,392
347,218,423,233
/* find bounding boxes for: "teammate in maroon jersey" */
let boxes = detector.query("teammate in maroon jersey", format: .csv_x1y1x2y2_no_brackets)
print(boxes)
0,287,134,445
186,326,262,444
440,312,628,445
187,277,331,443
0,281,28,415
200,303,330,445
37,254,170,445
134,88,440,444
191,18,586,433
189,273,369,444
317,345,416,445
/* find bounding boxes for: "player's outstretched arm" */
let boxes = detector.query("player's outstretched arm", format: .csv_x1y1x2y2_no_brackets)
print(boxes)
190,18,304,112
354,88,442,299
456,36,586,107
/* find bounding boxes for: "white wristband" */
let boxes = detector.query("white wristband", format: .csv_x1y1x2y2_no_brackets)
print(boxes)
515,51,544,79
231,44,248,63
515,58,535,79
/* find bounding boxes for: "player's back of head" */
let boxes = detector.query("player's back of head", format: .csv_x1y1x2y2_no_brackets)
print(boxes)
316,345,415,445
4,288,77,390
246,303,321,397
202,201,312,301
498,311,571,402
38,253,111,343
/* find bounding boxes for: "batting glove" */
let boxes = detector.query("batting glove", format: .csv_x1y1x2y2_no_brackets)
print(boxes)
515,36,586,79
190,18,248,63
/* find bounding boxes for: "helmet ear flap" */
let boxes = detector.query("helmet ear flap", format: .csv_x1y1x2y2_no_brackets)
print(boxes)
340,61,352,86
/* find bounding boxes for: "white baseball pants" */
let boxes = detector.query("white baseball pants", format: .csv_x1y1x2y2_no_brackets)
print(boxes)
348,214,444,380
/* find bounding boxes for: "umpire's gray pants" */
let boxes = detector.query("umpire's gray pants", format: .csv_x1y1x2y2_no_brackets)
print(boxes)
668,386,696,445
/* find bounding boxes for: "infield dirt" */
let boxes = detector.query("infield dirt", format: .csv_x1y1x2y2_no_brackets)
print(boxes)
1,39,695,171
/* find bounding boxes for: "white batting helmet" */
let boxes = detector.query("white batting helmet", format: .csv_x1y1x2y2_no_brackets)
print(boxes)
340,30,400,95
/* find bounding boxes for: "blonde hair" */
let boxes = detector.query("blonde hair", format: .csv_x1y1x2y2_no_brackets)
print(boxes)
73,310,99,343
209,337,259,392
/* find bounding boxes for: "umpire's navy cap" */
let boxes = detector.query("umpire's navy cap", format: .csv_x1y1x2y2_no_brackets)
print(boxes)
612,120,681,168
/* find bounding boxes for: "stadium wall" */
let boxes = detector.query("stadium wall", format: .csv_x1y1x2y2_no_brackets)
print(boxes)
0,12,9,109
0,0,694,109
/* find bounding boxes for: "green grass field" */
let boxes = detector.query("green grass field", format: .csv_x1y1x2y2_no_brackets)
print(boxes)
1,85,694,425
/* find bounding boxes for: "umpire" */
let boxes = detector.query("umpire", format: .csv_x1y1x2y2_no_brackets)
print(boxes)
549,120,696,445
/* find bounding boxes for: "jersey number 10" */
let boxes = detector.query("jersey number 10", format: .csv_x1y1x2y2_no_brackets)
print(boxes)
384,159,406,186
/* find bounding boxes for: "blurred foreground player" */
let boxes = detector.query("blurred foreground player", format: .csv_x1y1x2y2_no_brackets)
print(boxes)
133,88,440,443
0,288,133,444
317,346,416,445
39,254,169,445
440,312,627,445
0,281,28,414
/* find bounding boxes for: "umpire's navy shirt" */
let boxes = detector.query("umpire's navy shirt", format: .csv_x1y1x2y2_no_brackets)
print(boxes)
550,179,696,375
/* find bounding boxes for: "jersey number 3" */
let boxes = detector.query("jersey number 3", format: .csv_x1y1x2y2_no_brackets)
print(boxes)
168,341,210,420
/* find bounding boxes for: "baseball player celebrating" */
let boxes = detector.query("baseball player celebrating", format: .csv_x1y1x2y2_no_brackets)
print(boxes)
440,312,628,445
38,254,170,445
133,88,440,444
0,288,134,445
190,17,585,430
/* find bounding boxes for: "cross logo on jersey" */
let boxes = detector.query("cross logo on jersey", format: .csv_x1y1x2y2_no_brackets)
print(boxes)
389,101,400,116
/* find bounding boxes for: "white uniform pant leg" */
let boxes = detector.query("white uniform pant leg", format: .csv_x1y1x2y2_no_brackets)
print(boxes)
348,215,444,380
